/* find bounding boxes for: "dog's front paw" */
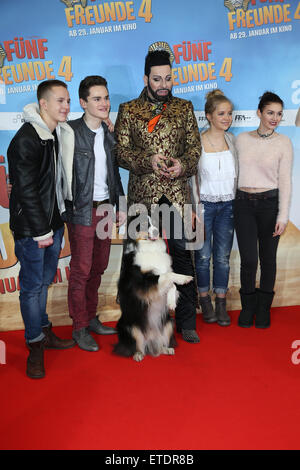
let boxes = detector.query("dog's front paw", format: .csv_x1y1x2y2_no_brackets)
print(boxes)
168,300,177,311
133,351,144,362
162,347,175,355
167,292,177,310
172,273,193,285
167,284,178,310
182,275,193,284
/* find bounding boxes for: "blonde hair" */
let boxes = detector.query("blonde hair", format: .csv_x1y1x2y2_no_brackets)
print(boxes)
205,89,233,117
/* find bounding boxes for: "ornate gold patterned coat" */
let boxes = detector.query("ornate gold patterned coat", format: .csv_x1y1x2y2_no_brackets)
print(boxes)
114,88,201,212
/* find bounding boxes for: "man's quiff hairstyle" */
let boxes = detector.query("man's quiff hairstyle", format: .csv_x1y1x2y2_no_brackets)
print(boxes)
37,79,68,102
144,50,171,77
79,75,108,102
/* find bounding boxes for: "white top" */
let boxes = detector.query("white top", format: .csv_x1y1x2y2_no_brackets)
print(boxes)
199,149,236,202
92,125,109,201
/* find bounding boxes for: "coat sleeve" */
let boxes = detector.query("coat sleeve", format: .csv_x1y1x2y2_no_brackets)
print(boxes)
112,147,126,212
8,133,52,238
179,101,201,178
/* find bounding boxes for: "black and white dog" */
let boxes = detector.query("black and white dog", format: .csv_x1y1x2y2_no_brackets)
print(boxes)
113,216,193,362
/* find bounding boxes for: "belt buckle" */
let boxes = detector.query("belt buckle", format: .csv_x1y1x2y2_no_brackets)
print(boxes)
93,199,109,208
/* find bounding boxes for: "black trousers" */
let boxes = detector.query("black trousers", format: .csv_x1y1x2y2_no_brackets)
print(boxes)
158,196,197,330
233,190,280,294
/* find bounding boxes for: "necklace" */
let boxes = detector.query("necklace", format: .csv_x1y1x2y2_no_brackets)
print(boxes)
256,129,274,138
205,132,227,152
205,132,227,171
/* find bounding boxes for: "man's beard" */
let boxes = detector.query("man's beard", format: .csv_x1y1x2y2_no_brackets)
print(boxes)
147,82,172,103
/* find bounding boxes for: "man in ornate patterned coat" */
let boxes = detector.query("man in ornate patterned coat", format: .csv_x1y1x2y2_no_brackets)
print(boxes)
114,48,201,343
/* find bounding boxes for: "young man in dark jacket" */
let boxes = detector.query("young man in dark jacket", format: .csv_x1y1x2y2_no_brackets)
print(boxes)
66,75,126,352
7,79,75,379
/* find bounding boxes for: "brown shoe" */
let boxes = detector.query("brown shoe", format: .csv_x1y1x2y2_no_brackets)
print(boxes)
42,322,75,350
26,340,45,379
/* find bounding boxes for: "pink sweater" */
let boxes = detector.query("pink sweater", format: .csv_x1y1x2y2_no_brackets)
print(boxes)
236,132,293,224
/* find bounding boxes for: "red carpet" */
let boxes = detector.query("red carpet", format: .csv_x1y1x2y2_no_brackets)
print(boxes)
0,306,300,450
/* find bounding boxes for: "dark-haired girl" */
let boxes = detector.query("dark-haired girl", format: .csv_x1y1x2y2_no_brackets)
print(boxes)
234,92,293,328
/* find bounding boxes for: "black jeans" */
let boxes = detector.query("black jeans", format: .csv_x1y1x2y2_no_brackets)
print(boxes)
158,195,197,330
233,189,280,294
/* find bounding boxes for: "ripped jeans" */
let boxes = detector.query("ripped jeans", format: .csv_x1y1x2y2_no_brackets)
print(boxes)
195,200,234,295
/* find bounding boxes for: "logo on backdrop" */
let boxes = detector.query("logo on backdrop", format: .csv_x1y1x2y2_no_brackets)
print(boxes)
63,0,153,31
171,39,233,96
224,0,250,12
0,36,73,94
0,44,6,73
61,0,88,7
227,0,297,38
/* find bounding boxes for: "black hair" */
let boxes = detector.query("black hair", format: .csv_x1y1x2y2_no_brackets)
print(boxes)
144,50,171,77
37,79,67,102
79,75,108,101
258,91,284,112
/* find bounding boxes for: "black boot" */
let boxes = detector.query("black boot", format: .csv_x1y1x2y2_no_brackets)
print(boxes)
26,339,45,379
215,297,231,326
238,290,257,328
199,295,217,323
255,289,274,329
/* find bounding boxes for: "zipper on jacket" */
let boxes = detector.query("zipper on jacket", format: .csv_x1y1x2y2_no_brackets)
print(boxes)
72,151,89,215
48,140,56,225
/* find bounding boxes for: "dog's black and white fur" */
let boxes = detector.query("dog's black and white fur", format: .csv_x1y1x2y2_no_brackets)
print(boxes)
113,217,193,362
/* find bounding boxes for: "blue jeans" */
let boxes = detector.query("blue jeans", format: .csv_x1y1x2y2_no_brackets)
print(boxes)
14,227,64,342
195,200,234,294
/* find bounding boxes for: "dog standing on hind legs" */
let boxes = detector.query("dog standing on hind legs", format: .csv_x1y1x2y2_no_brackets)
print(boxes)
113,220,193,362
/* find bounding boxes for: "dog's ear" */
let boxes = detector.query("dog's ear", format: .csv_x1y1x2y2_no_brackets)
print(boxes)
124,241,136,255
147,215,160,240
123,218,138,253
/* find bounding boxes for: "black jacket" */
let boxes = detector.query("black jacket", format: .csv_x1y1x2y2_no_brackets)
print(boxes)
8,122,63,239
65,116,125,226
